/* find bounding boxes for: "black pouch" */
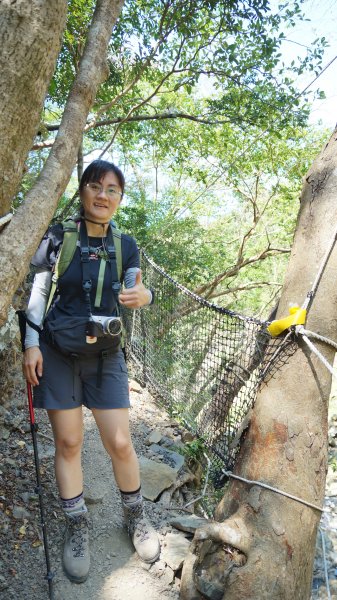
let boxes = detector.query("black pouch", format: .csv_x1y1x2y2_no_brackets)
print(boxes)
42,316,121,357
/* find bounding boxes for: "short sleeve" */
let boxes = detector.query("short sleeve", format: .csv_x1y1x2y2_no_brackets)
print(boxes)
31,224,64,270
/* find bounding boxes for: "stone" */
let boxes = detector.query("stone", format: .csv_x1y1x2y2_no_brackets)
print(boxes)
170,515,209,534
161,532,191,571
84,490,105,505
38,446,55,460
129,379,142,393
19,492,31,504
159,436,175,448
181,430,195,443
12,505,31,520
139,457,178,501
150,560,175,585
149,444,185,472
146,430,162,445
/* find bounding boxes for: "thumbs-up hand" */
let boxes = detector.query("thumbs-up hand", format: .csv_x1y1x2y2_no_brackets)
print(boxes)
119,269,152,309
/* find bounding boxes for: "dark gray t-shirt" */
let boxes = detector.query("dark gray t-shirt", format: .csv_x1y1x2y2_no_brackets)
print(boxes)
31,223,140,321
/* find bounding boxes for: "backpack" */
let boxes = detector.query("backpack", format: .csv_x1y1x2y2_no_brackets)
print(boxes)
45,218,123,315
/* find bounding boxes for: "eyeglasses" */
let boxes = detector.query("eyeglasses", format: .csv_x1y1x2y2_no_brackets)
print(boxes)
85,182,123,199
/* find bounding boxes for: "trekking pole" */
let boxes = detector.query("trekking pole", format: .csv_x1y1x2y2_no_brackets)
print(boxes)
26,382,54,599
17,311,54,599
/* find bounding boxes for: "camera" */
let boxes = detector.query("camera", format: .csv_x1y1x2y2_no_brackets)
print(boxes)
86,315,122,341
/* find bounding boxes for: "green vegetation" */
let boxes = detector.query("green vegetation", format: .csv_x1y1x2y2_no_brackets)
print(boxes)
21,0,330,317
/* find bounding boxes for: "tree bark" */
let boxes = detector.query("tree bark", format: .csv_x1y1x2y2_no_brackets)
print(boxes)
0,0,67,216
181,128,337,599
0,0,125,326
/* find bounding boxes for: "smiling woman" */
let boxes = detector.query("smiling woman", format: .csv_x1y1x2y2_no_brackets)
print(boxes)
22,159,159,583
79,160,124,235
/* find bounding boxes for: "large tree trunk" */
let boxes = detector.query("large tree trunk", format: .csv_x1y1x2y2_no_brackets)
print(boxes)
0,0,125,326
0,0,67,216
181,128,337,599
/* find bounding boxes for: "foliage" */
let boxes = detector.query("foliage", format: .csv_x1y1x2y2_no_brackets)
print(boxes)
21,0,331,316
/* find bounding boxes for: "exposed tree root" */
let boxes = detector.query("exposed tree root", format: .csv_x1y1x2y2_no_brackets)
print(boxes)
181,510,251,600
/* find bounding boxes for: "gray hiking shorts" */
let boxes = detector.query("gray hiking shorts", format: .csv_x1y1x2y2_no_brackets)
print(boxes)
33,339,130,410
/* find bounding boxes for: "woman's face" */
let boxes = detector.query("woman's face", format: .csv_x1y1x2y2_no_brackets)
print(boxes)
81,171,122,223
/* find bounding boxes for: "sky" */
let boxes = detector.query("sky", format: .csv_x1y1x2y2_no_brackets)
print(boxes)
276,0,337,128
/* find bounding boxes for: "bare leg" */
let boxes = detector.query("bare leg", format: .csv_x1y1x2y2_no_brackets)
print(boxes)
92,407,160,563
91,408,140,491
47,407,84,499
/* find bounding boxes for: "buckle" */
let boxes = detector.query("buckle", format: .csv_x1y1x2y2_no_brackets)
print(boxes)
82,280,92,292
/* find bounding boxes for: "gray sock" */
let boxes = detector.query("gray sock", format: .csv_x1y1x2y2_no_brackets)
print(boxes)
61,491,88,517
120,486,142,509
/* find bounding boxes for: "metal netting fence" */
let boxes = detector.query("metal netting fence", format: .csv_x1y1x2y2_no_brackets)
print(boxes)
122,252,297,482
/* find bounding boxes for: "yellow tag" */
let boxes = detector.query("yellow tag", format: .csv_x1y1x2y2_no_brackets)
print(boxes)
267,305,306,337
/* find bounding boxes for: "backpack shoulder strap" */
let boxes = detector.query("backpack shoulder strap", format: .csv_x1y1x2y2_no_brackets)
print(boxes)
45,220,79,316
111,225,122,281
56,220,79,279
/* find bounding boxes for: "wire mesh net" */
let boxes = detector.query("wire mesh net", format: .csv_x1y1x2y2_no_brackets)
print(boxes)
122,252,297,482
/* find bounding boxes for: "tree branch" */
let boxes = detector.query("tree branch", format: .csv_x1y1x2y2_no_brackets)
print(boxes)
194,247,290,299
32,110,231,149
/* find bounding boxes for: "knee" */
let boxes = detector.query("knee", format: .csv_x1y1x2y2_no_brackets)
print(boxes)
108,437,134,462
55,434,83,458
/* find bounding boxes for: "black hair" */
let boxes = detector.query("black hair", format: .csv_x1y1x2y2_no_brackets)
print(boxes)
79,159,125,196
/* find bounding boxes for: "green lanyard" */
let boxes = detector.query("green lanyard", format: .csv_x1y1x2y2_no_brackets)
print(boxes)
94,258,106,308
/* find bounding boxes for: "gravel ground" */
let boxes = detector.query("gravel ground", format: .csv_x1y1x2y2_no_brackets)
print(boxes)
1,375,337,600
0,381,183,600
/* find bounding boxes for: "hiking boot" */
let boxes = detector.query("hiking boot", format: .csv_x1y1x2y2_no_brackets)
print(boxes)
62,513,90,583
124,503,160,563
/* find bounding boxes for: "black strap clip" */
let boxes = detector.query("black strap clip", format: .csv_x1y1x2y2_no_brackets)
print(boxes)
82,279,92,293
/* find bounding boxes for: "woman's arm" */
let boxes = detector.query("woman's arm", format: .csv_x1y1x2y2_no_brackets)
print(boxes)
23,269,52,385
25,269,52,348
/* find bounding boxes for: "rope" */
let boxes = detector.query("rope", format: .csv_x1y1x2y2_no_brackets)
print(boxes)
222,471,326,513
299,328,337,352
142,250,264,325
0,212,13,227
295,326,337,378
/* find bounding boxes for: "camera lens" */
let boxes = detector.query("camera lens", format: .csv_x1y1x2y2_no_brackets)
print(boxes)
105,318,122,336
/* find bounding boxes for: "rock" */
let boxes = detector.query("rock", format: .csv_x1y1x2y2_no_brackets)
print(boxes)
159,435,175,448
149,444,185,472
160,436,185,452
12,505,31,520
146,430,162,445
170,515,209,534
38,446,55,460
150,560,175,585
1,430,10,441
181,431,195,443
84,490,105,505
161,532,191,571
129,379,142,393
139,457,178,501
19,493,31,504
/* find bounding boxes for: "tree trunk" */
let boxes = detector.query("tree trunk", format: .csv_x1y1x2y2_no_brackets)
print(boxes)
181,128,337,599
0,0,67,216
0,0,125,326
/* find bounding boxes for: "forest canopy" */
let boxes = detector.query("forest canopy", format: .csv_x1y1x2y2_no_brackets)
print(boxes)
14,0,330,316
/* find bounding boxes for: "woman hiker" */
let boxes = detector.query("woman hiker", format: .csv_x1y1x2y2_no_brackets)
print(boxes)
22,159,160,583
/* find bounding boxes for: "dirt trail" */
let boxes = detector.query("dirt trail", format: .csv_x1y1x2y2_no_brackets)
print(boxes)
0,386,182,600
2,375,337,599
